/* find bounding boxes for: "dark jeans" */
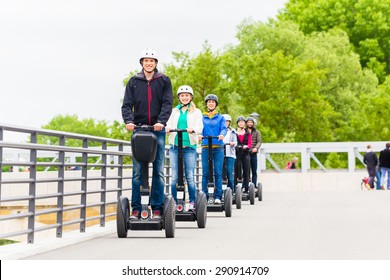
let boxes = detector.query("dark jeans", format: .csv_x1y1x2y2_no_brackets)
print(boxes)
201,147,224,200
367,165,376,189
235,152,251,191
250,153,258,185
131,130,166,212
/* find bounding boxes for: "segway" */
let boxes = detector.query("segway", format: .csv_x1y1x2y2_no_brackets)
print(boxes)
116,125,176,238
203,136,232,217
170,129,207,228
234,145,255,205
223,143,241,209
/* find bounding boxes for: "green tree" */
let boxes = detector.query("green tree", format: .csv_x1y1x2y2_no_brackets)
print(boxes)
164,42,225,111
279,0,390,82
40,114,112,146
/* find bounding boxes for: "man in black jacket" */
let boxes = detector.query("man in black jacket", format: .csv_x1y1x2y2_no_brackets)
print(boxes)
363,144,378,190
122,48,173,220
379,143,390,190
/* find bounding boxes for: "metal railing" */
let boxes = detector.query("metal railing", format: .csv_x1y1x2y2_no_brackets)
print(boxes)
1,123,387,243
0,123,202,243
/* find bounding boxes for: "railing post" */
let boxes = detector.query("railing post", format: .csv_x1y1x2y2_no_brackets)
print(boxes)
348,148,355,172
57,135,65,238
80,138,88,232
196,152,201,189
165,149,170,194
28,131,37,243
101,141,107,227
117,143,123,199
301,148,309,173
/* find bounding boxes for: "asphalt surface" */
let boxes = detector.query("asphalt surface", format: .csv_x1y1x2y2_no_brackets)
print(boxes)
4,191,390,260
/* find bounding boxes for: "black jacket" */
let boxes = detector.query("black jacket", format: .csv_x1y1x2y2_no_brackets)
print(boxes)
363,151,378,168
379,148,390,168
122,70,173,125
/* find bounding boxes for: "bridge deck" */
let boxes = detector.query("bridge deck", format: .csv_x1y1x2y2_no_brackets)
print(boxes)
2,190,389,260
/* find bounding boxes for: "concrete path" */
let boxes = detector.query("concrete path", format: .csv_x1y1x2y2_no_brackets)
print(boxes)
4,191,390,260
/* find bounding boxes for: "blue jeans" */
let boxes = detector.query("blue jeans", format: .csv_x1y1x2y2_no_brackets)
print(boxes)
131,130,166,212
380,167,390,189
169,146,197,203
376,169,382,190
201,146,224,200
226,157,235,191
250,153,258,185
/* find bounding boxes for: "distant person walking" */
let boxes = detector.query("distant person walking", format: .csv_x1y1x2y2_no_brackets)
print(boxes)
363,144,378,190
379,143,390,190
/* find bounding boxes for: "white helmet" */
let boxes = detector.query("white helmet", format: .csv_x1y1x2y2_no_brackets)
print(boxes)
177,85,194,96
139,48,158,63
223,114,232,122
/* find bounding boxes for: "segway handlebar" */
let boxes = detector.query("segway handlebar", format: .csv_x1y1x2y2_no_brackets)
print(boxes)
168,128,198,134
134,124,162,131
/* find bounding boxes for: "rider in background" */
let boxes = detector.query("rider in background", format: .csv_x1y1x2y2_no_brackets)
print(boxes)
200,94,227,204
246,116,262,186
222,114,237,192
234,116,252,193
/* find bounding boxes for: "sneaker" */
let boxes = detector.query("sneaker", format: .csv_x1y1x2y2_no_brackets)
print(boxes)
130,210,140,220
152,210,162,220
188,202,195,210
214,198,221,204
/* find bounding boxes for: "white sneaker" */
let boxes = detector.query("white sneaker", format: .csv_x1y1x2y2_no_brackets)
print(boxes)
214,198,221,204
188,202,195,210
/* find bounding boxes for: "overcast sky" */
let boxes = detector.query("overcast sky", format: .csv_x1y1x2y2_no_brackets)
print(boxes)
0,0,287,139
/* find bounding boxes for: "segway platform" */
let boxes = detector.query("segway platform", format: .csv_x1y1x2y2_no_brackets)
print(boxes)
128,219,163,231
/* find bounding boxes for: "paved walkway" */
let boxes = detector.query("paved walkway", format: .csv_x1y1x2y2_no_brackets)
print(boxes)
2,191,390,260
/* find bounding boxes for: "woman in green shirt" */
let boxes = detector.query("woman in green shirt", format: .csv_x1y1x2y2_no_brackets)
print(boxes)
166,85,203,210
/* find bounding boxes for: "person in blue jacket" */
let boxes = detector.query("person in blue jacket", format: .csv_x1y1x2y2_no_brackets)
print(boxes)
200,94,227,204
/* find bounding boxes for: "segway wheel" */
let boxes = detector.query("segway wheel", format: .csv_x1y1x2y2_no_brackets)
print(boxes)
116,196,129,238
257,182,263,201
235,186,242,209
224,188,232,217
196,192,207,228
164,196,176,238
249,183,255,205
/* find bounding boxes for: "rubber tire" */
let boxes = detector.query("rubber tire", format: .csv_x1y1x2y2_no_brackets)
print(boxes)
116,196,129,238
164,196,176,238
257,182,263,201
196,192,207,228
224,188,232,217
235,186,242,209
249,183,255,205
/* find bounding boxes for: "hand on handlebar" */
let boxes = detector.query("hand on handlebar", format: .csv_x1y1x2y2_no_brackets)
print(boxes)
153,123,164,131
125,123,135,131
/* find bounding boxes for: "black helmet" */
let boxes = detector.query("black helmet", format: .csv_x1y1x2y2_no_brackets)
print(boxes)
246,117,256,123
236,116,246,123
204,94,219,105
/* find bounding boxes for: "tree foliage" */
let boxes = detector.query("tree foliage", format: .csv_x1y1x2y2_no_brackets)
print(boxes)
40,114,125,146
278,0,390,82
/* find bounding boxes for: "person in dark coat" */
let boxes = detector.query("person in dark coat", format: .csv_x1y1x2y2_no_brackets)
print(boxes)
122,48,173,220
363,144,378,190
379,143,390,190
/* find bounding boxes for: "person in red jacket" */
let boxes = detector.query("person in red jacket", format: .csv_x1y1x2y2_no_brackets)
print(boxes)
122,48,173,220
